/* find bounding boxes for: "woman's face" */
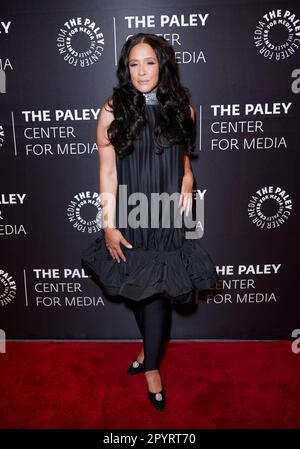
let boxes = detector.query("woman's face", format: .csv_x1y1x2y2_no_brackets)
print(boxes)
128,43,159,93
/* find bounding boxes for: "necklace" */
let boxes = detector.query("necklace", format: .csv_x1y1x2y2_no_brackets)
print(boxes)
143,91,159,105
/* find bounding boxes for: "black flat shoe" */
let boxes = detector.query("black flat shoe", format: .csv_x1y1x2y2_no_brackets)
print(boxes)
127,359,144,375
148,387,166,411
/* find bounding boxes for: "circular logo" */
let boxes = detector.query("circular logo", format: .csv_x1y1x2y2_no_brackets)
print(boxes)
67,191,102,233
57,17,104,67
0,269,17,306
254,9,300,61
248,186,292,229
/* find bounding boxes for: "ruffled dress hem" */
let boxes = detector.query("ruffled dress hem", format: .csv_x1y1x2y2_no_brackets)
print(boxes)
81,231,219,305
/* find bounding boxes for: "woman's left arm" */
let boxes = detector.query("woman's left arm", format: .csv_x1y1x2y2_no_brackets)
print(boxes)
178,105,195,216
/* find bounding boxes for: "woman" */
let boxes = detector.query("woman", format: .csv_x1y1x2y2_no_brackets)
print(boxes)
81,33,218,411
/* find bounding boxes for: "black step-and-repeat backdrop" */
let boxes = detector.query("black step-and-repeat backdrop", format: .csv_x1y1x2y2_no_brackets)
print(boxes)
0,0,299,339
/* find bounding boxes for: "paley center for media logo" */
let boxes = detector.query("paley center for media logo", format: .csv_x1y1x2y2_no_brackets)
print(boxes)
67,191,102,233
0,269,17,306
254,9,300,61
57,17,105,67
248,186,292,229
0,124,4,148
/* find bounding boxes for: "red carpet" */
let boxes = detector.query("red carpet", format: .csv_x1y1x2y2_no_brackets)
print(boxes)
0,341,299,429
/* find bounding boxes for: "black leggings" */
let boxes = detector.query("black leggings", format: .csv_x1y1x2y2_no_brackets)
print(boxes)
131,295,171,371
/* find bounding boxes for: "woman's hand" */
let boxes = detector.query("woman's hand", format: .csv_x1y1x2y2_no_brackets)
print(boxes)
104,228,133,263
178,172,194,216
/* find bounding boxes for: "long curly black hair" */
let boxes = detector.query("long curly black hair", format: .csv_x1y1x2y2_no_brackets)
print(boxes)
106,33,196,159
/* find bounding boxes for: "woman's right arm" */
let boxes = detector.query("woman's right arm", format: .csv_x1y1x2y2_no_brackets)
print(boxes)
97,101,117,231
97,101,133,263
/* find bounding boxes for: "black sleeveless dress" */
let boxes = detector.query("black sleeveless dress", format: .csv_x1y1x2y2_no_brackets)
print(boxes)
81,92,219,305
